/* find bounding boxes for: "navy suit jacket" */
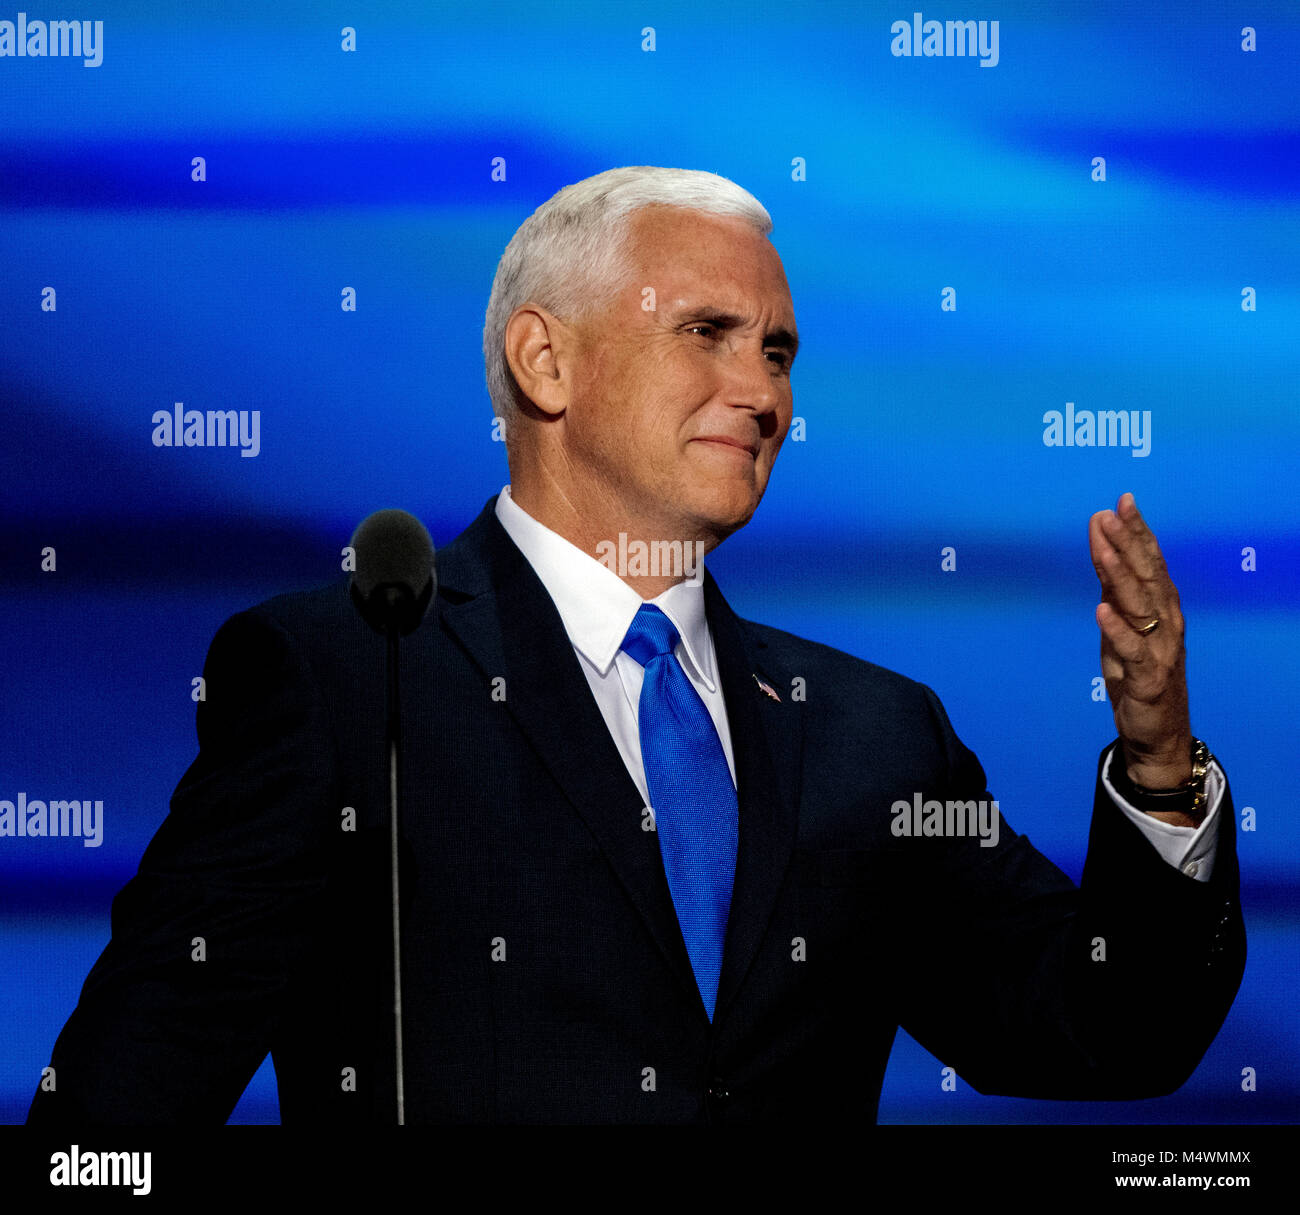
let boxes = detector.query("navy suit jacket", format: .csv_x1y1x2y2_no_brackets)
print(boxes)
29,495,1246,1124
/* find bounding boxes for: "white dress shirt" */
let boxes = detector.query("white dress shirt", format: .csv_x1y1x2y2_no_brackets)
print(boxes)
493,484,1223,881
494,484,737,806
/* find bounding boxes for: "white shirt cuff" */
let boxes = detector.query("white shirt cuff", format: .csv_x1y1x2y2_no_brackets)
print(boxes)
1101,747,1224,882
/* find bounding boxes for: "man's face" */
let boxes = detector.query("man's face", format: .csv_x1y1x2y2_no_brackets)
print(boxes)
561,205,797,545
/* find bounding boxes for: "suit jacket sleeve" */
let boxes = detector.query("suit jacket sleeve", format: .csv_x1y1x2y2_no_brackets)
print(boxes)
27,607,341,1125
891,686,1246,1100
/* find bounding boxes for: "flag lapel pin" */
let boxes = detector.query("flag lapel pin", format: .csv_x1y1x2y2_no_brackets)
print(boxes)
753,673,782,702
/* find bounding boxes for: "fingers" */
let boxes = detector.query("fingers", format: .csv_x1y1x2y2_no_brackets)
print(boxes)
1097,600,1150,666
1089,493,1181,630
1102,492,1168,585
1090,514,1158,624
1097,547,1153,622
1097,601,1168,703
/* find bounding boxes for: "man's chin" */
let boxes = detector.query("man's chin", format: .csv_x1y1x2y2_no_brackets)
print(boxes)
683,486,762,541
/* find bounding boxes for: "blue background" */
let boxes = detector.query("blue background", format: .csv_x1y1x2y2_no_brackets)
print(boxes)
1,0,1296,1123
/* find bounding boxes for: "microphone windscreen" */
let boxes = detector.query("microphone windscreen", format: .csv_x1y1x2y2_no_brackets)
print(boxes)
349,509,436,635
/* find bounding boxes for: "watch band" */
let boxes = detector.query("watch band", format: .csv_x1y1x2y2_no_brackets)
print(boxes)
1110,738,1213,819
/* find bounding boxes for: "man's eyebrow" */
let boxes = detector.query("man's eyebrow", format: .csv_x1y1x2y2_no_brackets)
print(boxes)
674,308,800,358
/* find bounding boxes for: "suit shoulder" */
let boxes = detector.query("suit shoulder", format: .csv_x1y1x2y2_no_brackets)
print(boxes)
243,580,356,633
202,580,371,674
740,617,936,709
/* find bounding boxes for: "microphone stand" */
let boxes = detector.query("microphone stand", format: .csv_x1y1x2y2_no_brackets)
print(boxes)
349,508,435,1127
383,593,406,1127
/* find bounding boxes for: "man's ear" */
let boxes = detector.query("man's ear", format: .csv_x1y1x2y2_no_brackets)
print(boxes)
504,305,576,419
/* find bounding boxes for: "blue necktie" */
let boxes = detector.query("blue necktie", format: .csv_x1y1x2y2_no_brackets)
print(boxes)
620,604,738,1020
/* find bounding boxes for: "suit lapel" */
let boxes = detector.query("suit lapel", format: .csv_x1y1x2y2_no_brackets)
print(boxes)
432,497,804,1027
434,499,702,1011
704,571,804,1023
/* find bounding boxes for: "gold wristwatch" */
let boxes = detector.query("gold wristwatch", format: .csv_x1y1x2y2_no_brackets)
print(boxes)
1124,737,1214,820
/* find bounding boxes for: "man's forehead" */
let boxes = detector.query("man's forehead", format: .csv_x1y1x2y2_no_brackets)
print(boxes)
626,206,778,267
623,210,792,312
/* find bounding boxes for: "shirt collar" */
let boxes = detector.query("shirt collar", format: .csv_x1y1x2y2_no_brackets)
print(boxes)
493,484,716,689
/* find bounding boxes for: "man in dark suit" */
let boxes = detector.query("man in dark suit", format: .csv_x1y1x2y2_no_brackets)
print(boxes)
29,167,1245,1124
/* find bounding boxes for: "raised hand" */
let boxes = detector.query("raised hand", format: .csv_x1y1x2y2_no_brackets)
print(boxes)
1089,492,1194,795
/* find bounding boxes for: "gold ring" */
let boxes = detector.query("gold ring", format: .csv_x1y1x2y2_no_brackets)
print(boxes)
1135,616,1160,636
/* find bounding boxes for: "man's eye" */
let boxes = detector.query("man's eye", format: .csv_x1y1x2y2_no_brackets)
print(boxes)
684,325,791,370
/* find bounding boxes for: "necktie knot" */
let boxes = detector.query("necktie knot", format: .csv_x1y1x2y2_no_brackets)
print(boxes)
620,603,680,667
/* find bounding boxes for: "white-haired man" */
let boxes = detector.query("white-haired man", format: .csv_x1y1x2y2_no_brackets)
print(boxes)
31,167,1244,1125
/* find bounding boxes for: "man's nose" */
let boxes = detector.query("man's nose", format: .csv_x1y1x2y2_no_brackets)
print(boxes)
719,344,784,413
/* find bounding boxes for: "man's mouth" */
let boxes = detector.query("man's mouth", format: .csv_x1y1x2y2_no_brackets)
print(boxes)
692,436,758,458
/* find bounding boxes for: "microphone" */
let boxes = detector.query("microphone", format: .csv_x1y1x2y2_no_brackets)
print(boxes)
349,508,436,637
347,508,437,1128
